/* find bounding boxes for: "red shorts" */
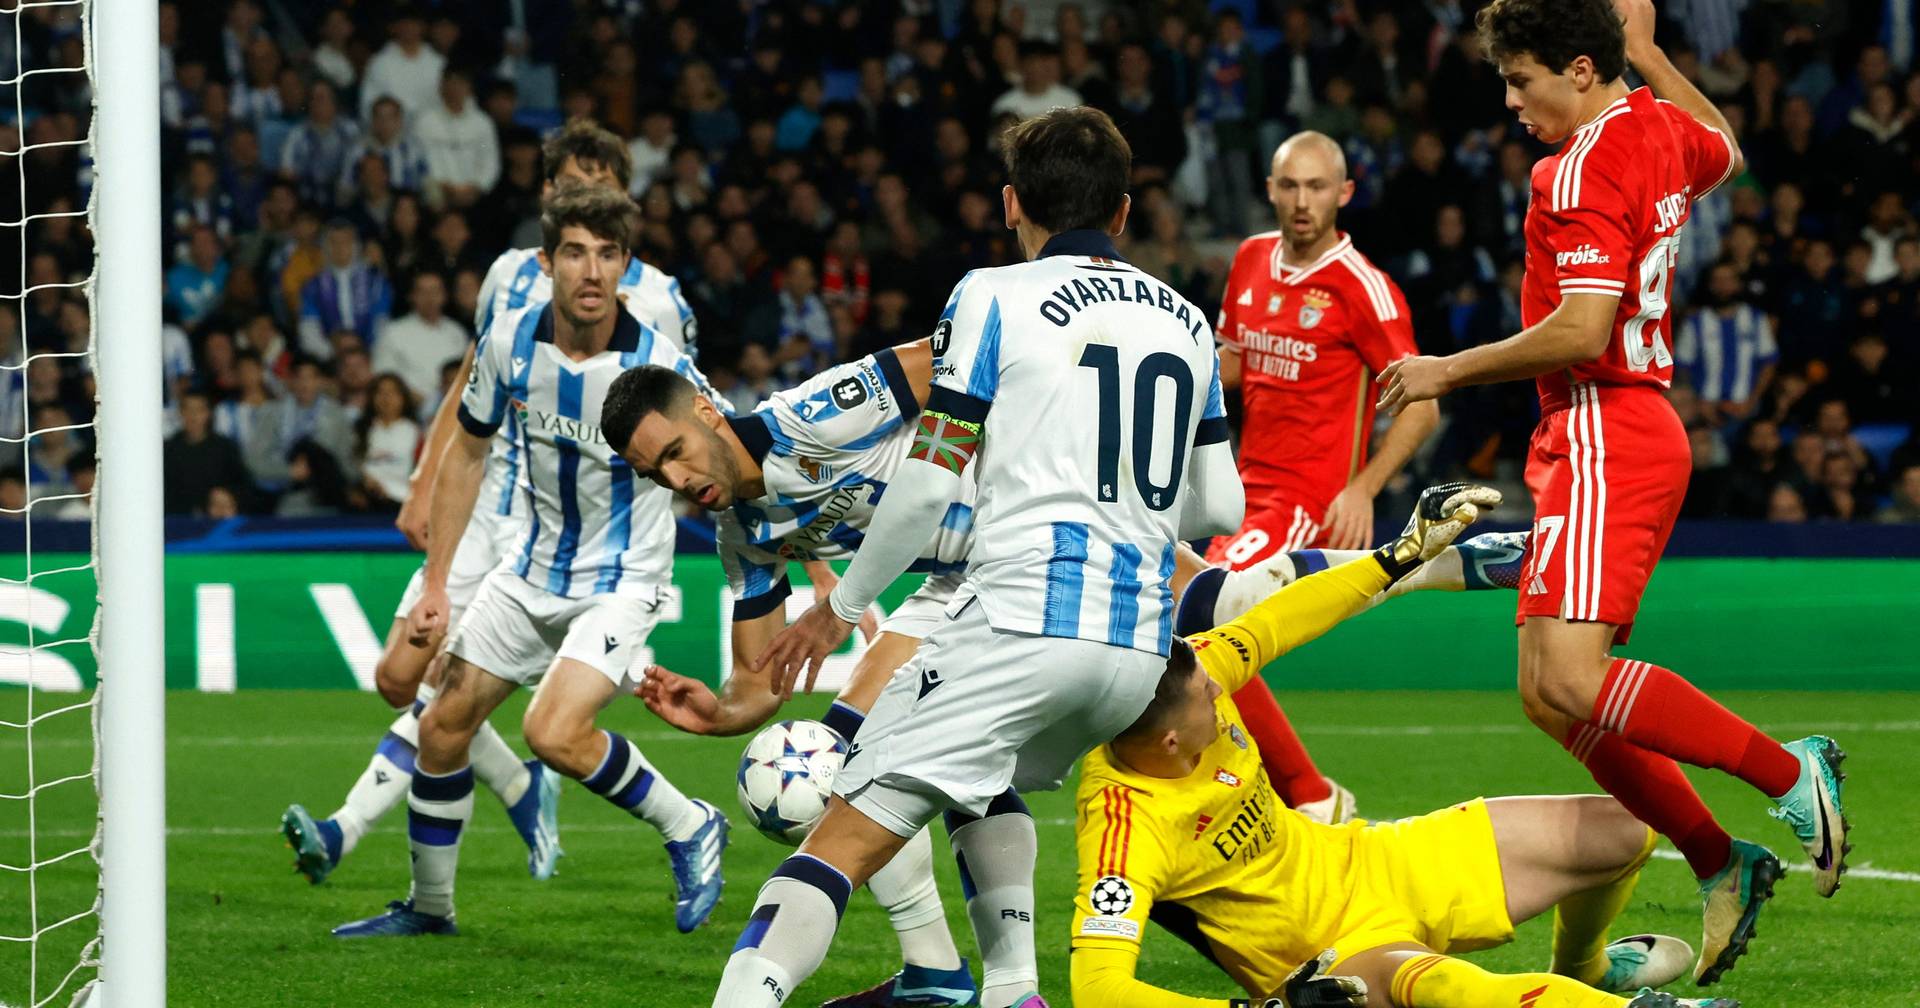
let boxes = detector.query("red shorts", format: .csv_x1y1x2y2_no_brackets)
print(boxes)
1516,384,1688,643
1204,496,1331,569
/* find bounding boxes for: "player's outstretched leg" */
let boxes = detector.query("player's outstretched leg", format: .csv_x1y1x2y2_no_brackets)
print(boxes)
333,657,516,937
281,696,421,885
817,702,977,1008
715,799,915,1008
524,660,726,932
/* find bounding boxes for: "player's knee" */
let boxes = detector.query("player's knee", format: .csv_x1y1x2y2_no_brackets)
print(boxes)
373,653,420,709
520,706,597,777
1532,666,1600,720
1581,795,1654,872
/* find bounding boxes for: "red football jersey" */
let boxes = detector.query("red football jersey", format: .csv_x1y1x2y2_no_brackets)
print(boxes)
1522,87,1737,412
1217,231,1416,509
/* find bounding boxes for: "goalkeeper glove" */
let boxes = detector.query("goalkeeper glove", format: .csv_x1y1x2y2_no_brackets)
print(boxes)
1375,481,1502,582
1229,949,1369,1008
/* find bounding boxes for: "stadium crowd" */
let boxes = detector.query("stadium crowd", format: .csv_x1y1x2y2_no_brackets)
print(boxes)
1,0,1916,524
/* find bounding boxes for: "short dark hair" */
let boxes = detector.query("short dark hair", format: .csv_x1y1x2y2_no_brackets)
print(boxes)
544,117,633,191
1476,0,1626,83
1115,639,1200,743
1000,106,1131,234
600,364,697,452
540,181,633,256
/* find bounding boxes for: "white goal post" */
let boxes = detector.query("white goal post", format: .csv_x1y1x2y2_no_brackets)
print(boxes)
91,0,166,1002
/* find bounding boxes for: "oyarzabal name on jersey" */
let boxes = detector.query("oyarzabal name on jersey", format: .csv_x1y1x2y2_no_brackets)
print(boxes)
1040,275,1208,341
516,402,610,446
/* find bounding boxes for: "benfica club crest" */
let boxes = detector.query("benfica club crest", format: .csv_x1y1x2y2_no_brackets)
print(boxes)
1299,289,1332,329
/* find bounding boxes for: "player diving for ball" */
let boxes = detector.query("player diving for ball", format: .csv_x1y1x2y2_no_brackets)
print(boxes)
1068,488,1740,1008
331,182,729,938
601,333,1519,1008
279,121,694,887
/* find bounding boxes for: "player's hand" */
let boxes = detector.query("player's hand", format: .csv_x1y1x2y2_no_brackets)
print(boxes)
1320,484,1375,550
395,492,430,550
635,665,725,735
1612,0,1659,62
755,600,856,701
1381,482,1503,577
1375,356,1452,416
406,583,451,647
799,559,882,643
1264,949,1368,1008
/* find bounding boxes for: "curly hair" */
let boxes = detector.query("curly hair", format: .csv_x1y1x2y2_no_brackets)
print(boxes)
1476,0,1626,83
543,117,634,192
539,180,634,257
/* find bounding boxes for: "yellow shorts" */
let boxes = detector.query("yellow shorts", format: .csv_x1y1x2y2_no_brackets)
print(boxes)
1328,798,1516,965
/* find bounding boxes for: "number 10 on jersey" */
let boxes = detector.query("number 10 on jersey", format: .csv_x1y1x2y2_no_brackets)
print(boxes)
1078,344,1194,512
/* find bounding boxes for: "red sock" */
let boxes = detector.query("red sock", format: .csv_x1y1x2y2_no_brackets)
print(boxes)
1591,659,1800,798
1230,678,1331,806
1566,721,1732,879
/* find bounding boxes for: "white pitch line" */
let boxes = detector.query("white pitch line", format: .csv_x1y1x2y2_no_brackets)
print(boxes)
1649,848,1920,884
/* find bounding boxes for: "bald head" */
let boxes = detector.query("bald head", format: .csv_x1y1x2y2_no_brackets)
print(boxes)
1271,131,1347,181
1267,131,1354,252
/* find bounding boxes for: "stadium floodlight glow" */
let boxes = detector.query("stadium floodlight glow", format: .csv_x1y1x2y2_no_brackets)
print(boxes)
91,0,168,1003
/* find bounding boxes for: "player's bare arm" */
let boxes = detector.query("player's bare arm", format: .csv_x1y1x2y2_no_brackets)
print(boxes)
641,606,787,735
407,425,486,645
1374,293,1620,415
1216,343,1243,391
1322,398,1438,548
1614,0,1744,172
396,342,476,550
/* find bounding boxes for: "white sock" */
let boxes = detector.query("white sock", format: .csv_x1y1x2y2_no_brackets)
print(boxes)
1380,546,1466,599
406,765,473,919
1212,551,1305,620
869,827,962,970
581,730,703,841
713,854,851,1008
471,721,531,808
329,702,421,857
950,813,1038,1007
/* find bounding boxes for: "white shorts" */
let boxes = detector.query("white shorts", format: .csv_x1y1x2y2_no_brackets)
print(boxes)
877,573,964,640
394,506,525,624
834,594,1164,836
444,568,662,689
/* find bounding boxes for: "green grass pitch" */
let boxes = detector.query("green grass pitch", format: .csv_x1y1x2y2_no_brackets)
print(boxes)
4,688,1915,1007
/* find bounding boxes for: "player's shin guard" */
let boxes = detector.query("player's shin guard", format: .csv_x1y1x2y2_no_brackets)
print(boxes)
713,854,851,1008
1589,660,1800,799
581,729,702,841
1566,724,1732,880
1392,953,1626,1007
406,765,474,919
1553,827,1658,984
470,721,531,808
946,791,1038,1008
869,826,963,970
330,698,424,857
1229,678,1332,807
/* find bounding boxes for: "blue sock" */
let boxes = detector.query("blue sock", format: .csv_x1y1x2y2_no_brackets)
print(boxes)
1173,566,1226,637
821,700,865,742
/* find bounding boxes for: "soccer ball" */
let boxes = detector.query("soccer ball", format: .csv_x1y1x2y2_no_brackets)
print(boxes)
736,719,848,846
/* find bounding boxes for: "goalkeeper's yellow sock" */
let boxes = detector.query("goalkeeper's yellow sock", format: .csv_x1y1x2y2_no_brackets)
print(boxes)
1391,953,1626,1008
1551,827,1659,984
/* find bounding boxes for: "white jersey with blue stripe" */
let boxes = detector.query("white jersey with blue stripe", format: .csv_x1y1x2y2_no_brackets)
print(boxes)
472,248,699,522
927,230,1230,656
715,348,976,620
458,301,694,600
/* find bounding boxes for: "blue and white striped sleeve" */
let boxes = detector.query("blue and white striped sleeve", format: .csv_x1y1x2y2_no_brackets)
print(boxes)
717,513,790,621
1196,350,1230,446
928,271,1002,408
457,312,518,437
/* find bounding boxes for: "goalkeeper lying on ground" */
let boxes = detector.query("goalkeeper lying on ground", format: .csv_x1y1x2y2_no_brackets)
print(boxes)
1069,485,1735,1008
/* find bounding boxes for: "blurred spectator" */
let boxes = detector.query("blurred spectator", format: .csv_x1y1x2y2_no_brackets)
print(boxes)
342,96,432,203
297,220,393,360
25,405,80,501
164,226,229,328
1195,15,1261,236
1877,464,1920,523
170,154,235,262
270,360,355,489
310,9,358,93
278,79,360,210
775,256,835,384
353,373,420,512
213,349,281,483
48,456,92,521
627,109,678,196
1673,262,1779,424
1681,421,1732,518
0,470,23,521
1724,418,1789,518
277,438,350,517
359,10,445,120
374,271,467,404
1766,482,1809,522
993,42,1084,120
1808,452,1868,520
163,391,252,516
721,343,780,415
1102,41,1185,184
204,485,242,520
413,68,500,210
1827,331,1904,424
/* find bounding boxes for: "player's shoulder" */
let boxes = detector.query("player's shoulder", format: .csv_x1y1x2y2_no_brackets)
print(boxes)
486,246,542,278
481,296,546,345
1537,96,1645,210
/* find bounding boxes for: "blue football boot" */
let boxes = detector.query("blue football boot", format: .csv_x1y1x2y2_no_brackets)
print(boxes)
666,799,729,932
331,899,458,938
504,759,564,880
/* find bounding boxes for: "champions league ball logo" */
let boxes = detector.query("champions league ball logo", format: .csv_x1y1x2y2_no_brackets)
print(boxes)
1089,875,1134,915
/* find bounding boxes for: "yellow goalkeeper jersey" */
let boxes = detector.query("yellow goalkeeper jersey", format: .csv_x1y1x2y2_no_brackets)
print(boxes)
1067,555,1513,1006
